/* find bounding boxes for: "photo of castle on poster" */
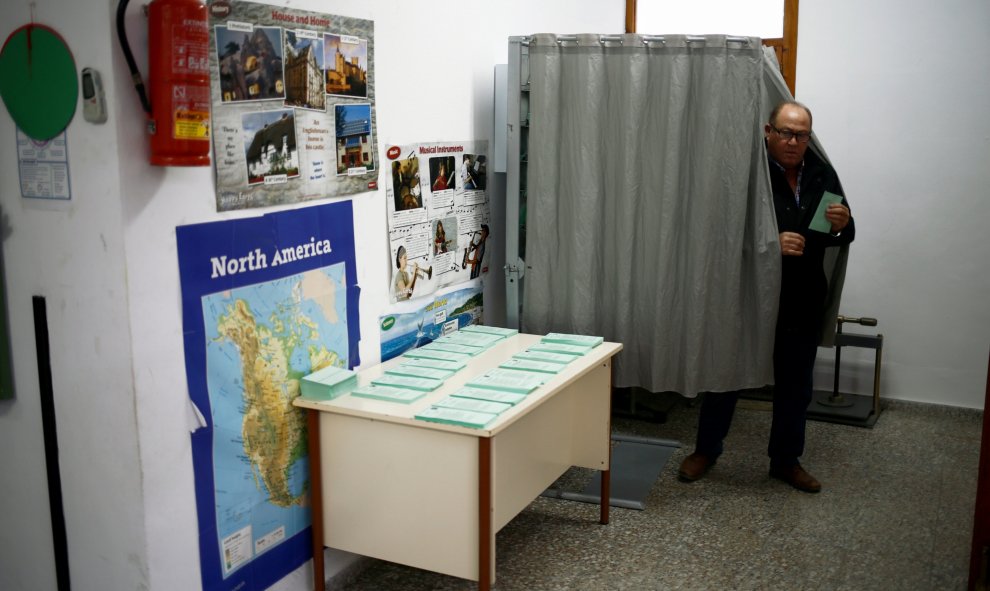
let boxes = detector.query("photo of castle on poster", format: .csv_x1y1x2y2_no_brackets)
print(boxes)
334,104,374,175
242,109,300,185
324,34,368,98
215,25,285,103
283,31,326,111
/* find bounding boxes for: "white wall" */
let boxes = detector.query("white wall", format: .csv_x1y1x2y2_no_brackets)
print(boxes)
1,1,623,590
797,0,990,408
0,1,148,590
3,1,986,590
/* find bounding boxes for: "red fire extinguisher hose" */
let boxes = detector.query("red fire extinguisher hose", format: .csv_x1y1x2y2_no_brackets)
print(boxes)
115,0,152,116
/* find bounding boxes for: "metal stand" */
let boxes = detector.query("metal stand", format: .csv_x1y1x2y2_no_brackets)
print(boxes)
809,315,883,428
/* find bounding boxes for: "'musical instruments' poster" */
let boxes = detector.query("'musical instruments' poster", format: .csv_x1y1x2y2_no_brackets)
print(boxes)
385,140,491,304
176,201,360,591
208,0,377,211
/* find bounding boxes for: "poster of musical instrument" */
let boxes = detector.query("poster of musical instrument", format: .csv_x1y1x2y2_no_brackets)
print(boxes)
384,140,491,304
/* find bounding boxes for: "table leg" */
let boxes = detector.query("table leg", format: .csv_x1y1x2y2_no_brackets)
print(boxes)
600,468,611,525
600,361,613,525
308,409,325,591
479,437,492,591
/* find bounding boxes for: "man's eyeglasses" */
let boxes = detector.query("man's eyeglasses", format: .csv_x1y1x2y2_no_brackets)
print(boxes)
770,124,811,144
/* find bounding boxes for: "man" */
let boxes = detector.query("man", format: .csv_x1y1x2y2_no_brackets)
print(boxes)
677,100,855,493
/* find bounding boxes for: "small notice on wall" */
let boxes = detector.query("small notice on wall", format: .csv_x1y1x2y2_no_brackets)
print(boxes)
17,128,70,200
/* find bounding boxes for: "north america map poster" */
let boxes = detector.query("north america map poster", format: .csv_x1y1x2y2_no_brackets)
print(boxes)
177,201,360,591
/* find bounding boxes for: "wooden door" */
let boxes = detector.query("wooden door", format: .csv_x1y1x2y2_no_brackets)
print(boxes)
969,349,990,589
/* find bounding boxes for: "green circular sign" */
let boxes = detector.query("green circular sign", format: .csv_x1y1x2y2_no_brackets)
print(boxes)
0,24,78,140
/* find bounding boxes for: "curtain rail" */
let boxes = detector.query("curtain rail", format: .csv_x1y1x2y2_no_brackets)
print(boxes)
519,35,752,46
640,35,751,44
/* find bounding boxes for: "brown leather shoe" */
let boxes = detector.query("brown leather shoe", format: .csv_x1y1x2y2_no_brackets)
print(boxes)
769,464,822,493
678,452,715,482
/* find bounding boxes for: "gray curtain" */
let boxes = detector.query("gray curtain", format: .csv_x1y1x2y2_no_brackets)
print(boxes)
762,46,850,347
521,34,780,396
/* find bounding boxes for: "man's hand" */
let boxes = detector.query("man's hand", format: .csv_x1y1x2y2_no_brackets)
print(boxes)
825,203,850,233
779,231,805,256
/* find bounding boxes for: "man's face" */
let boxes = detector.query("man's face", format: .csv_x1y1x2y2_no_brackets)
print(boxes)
765,105,811,170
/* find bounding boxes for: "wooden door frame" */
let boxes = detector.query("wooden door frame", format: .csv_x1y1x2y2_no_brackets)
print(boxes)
625,0,799,95
969,350,990,589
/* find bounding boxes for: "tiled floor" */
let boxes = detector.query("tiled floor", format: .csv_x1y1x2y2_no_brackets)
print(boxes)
335,397,981,590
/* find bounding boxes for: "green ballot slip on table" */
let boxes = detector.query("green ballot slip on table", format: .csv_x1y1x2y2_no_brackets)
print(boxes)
294,333,622,591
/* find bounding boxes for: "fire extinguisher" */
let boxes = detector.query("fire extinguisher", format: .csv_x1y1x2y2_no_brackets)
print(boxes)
116,0,211,166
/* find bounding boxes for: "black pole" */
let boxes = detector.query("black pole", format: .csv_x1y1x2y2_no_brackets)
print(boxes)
34,296,71,591
832,321,843,397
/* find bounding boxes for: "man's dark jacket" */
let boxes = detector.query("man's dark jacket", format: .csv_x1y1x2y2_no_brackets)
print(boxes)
768,147,855,338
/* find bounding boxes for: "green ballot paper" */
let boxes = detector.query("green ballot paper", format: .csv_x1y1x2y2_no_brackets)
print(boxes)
529,342,593,356
418,341,483,356
415,406,498,429
300,365,357,400
451,387,528,406
460,324,519,338
371,374,444,392
542,332,603,348
385,364,456,381
500,358,564,374
513,349,576,365
350,384,426,404
404,347,473,362
809,191,844,233
434,395,512,416
399,356,467,372
467,368,548,394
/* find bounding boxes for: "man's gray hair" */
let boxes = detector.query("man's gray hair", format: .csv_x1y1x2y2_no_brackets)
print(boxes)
769,100,813,128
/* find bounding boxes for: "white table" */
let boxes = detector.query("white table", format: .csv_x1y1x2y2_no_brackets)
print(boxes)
294,333,622,590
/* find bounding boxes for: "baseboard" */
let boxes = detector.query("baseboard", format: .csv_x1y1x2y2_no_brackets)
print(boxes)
879,397,982,418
